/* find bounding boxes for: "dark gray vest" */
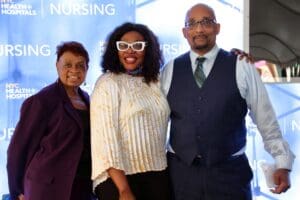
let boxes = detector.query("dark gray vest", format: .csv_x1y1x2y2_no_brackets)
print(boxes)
167,49,247,166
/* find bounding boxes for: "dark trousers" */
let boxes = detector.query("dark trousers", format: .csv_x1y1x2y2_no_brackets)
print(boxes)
70,176,95,200
167,152,253,200
95,170,170,200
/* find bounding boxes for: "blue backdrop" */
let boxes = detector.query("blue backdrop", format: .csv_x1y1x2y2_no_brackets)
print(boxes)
1,0,299,199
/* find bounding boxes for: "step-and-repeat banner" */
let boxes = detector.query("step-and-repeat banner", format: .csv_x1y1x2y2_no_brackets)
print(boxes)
1,0,299,199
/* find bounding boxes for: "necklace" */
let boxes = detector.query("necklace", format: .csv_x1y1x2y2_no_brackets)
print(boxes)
126,65,143,76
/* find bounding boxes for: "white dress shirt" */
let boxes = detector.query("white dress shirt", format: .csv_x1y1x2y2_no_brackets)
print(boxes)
160,45,295,170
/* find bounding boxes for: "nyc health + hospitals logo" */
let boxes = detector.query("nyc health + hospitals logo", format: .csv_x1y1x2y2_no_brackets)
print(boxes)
1,0,119,17
0,0,37,15
5,82,37,100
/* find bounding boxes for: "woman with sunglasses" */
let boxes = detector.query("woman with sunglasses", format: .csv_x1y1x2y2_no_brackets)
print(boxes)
90,22,171,200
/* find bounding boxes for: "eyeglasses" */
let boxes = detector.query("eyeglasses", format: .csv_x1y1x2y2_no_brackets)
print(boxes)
185,18,216,29
116,41,147,52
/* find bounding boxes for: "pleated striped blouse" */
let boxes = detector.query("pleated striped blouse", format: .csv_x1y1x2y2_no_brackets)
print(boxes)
90,72,170,189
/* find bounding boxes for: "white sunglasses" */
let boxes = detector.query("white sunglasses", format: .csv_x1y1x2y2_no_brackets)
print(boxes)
116,41,147,52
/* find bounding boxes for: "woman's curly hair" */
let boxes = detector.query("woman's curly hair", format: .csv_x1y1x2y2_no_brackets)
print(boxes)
101,22,164,84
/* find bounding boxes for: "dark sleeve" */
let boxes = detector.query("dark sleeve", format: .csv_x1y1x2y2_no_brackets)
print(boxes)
6,96,47,200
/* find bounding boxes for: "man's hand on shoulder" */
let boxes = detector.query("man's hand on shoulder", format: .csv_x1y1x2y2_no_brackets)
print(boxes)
231,48,255,64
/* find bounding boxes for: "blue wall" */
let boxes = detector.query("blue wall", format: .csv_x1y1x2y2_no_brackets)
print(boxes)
1,1,298,199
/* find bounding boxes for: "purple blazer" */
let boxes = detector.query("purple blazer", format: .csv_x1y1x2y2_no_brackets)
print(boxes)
7,80,90,200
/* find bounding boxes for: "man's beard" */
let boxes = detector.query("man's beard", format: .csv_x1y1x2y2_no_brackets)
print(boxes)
194,43,208,50
193,36,209,50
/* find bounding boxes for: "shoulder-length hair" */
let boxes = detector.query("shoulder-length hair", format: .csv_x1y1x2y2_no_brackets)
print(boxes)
101,22,163,84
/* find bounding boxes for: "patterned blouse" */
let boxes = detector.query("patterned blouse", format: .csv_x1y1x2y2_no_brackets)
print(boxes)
90,72,170,188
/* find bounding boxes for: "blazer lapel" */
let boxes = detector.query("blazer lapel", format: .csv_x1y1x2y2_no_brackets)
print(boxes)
56,80,83,130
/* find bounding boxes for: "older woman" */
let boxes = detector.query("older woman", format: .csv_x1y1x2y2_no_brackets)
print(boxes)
7,41,94,200
91,22,171,200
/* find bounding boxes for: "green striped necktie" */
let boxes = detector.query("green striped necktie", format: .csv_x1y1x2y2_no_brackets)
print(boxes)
194,57,206,87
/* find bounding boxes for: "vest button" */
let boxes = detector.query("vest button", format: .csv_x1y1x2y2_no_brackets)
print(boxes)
197,135,201,140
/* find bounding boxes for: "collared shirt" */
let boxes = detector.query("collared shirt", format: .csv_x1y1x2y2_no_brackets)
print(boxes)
160,45,295,170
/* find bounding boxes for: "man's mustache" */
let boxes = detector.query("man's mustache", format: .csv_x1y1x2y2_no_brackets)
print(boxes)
193,34,207,40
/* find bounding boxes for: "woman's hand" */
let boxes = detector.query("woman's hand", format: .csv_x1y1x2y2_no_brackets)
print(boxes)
119,189,136,200
107,167,136,200
17,194,24,200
